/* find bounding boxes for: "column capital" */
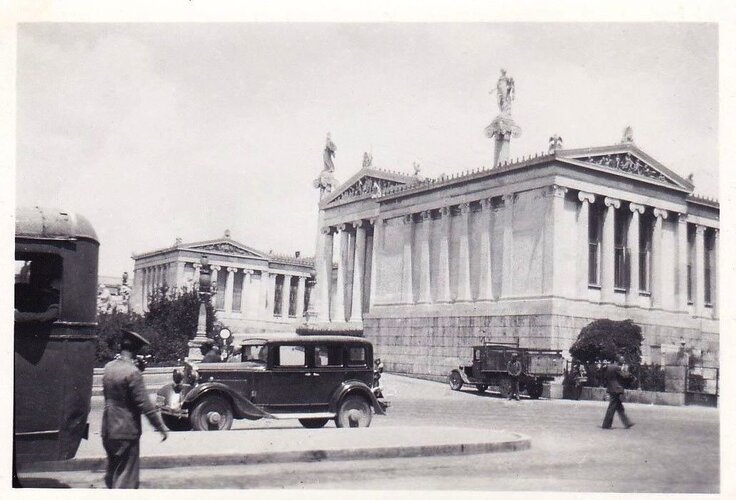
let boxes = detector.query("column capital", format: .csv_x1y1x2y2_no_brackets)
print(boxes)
211,264,221,271
336,223,348,231
352,219,364,229
227,266,238,273
320,226,332,235
420,210,432,222
502,193,515,206
604,196,621,209
480,197,493,210
714,228,719,237
577,191,595,204
549,185,568,198
695,224,705,235
676,212,688,224
261,270,270,277
629,202,646,214
439,206,451,217
459,202,471,214
653,208,669,220
403,214,414,224
243,269,254,275
192,263,202,270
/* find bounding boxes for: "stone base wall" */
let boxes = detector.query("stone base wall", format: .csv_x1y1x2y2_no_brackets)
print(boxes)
363,313,719,379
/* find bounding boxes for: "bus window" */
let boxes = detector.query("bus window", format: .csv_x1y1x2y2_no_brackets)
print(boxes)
14,253,62,322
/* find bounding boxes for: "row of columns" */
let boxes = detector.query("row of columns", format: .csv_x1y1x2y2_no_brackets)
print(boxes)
577,190,718,315
139,263,170,311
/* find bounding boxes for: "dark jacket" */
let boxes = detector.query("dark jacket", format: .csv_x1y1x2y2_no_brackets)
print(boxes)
102,356,165,440
604,361,628,395
201,351,221,363
507,359,522,378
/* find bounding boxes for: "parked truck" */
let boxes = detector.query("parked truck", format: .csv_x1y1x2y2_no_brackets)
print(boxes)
448,340,564,399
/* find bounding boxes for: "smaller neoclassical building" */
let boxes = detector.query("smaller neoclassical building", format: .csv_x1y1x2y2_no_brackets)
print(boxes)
130,232,315,334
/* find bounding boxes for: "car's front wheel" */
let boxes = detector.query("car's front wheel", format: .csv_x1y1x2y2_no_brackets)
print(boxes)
448,371,463,391
335,394,372,428
190,394,234,431
299,418,330,429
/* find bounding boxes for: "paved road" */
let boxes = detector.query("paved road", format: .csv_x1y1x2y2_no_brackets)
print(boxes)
20,374,719,492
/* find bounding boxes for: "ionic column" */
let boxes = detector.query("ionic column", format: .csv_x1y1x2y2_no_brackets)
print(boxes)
417,211,433,304
577,192,595,295
193,263,202,285
259,270,270,318
437,207,452,303
349,220,367,321
476,199,494,301
652,208,668,308
676,214,689,310
401,214,415,304
713,229,719,316
335,224,349,321
628,203,644,304
281,274,291,319
501,194,515,297
296,276,306,317
369,219,383,307
694,225,705,316
241,270,253,315
210,265,220,288
456,203,472,302
175,261,186,290
224,267,237,312
602,197,620,302
318,227,333,321
550,185,569,296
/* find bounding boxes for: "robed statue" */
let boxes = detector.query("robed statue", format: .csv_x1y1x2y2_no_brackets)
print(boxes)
323,133,337,172
495,68,515,114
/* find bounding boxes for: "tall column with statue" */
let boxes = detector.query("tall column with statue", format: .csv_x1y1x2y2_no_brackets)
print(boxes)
485,69,522,166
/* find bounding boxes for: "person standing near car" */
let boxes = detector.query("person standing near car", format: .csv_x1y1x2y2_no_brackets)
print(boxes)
507,353,522,401
200,340,221,363
102,329,168,489
601,354,635,429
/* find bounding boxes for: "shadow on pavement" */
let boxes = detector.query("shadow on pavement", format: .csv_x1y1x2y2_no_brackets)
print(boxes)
14,476,72,488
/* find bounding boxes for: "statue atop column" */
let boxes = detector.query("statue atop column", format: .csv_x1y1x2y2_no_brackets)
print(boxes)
313,132,338,199
485,69,522,166
362,151,373,169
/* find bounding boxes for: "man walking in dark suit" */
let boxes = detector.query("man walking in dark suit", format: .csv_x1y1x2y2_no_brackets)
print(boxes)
601,354,635,429
102,329,168,488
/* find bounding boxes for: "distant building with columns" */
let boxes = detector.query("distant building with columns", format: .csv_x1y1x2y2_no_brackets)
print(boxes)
130,231,315,334
310,72,719,379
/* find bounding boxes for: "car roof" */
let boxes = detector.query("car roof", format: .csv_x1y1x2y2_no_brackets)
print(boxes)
240,334,371,345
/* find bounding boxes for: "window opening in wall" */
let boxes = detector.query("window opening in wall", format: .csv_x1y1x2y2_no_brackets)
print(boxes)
232,271,243,313
687,224,695,304
588,203,602,287
215,269,226,310
273,275,283,316
288,277,298,317
704,229,714,306
639,213,652,294
614,208,629,291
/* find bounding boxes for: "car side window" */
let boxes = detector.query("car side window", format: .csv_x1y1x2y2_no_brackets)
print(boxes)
346,347,367,367
314,346,343,367
275,345,306,367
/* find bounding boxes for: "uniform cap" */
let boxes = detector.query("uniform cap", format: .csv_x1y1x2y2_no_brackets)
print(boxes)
121,329,150,347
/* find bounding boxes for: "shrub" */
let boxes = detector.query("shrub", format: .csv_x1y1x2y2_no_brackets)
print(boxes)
636,363,666,392
569,318,643,367
94,309,146,367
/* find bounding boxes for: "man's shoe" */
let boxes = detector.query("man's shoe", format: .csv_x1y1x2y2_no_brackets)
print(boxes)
601,426,612,429
625,423,635,429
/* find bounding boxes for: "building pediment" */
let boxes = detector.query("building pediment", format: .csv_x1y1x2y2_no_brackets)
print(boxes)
186,240,267,259
557,144,694,192
322,167,417,208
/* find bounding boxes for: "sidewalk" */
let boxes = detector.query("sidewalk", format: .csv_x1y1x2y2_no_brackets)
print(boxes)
19,425,530,473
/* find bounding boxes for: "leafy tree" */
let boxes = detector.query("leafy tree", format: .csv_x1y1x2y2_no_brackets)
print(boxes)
569,318,643,367
94,309,145,367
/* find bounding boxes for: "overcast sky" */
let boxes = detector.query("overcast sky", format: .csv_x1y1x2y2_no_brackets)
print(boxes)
16,23,718,277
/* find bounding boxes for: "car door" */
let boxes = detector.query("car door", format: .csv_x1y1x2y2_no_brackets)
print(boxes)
260,343,315,413
308,343,347,408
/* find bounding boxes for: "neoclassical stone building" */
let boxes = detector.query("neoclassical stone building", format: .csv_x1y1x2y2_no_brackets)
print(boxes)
130,232,315,334
310,85,719,379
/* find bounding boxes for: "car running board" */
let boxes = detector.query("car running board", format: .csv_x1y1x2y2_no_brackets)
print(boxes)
270,412,336,420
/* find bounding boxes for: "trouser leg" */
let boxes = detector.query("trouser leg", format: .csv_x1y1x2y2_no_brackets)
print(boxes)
103,439,140,489
615,396,631,427
602,394,618,428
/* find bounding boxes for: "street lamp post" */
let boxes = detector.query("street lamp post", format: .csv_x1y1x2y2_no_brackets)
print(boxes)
187,255,212,361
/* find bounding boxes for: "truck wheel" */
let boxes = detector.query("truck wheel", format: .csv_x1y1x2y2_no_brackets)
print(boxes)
299,418,330,429
191,395,234,431
499,378,512,399
448,371,464,391
162,414,192,431
335,395,372,428
475,384,488,393
527,381,544,400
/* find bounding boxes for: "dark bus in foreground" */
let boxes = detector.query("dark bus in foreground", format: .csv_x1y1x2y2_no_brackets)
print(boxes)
14,207,99,464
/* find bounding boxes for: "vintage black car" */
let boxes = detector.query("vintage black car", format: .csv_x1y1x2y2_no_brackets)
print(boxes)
156,335,388,431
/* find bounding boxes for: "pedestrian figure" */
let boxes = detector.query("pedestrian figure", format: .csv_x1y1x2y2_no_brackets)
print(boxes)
102,329,168,489
507,353,522,401
200,340,221,363
601,354,635,429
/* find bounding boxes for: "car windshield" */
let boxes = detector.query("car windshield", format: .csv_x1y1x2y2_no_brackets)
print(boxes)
242,344,268,363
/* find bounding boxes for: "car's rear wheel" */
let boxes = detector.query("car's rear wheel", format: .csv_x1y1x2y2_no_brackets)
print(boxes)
162,414,193,431
527,380,544,399
190,394,234,431
299,418,330,429
475,384,488,393
335,394,372,428
448,371,464,391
